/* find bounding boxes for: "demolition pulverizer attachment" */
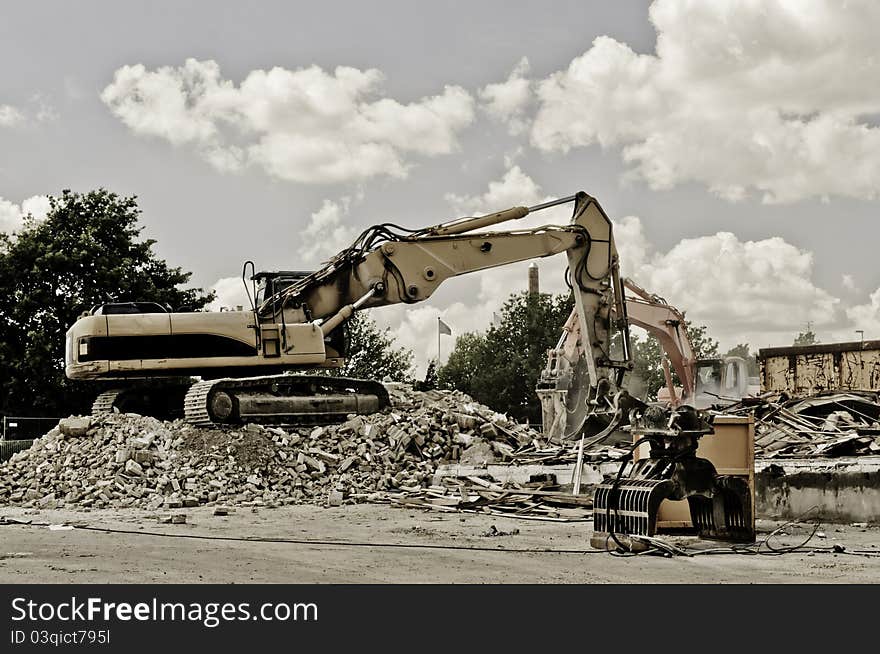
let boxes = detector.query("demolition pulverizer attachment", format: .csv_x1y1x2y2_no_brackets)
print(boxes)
590,406,755,549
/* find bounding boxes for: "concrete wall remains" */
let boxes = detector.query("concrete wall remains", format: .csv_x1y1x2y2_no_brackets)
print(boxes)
755,457,880,524
758,340,880,395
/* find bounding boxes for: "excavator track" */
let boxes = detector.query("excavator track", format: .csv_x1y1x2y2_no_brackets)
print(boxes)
183,374,391,428
91,389,122,415
89,382,193,420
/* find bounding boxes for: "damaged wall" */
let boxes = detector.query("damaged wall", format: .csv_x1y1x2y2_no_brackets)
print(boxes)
759,340,880,395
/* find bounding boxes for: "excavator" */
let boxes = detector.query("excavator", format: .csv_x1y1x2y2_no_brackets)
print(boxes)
537,278,755,442
66,192,633,430
64,190,753,545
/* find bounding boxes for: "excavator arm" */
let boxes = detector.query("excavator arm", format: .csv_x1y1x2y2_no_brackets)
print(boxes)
537,277,697,441
622,278,696,403
260,191,632,401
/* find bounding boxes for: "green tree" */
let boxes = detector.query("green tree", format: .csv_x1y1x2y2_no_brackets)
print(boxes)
688,322,719,359
793,325,819,346
439,291,573,423
0,189,213,417
415,359,438,391
335,312,413,382
437,332,489,393
628,332,665,400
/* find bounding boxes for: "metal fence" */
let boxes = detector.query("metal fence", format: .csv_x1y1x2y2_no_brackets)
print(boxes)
2,416,60,441
1,438,34,462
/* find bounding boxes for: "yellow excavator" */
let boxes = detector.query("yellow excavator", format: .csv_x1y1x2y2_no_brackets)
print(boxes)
64,190,753,545
66,192,633,429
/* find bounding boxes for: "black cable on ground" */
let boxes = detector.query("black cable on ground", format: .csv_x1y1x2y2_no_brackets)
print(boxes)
4,516,876,557
1,521,605,555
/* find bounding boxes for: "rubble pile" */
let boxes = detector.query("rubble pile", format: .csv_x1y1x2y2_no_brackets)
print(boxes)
0,385,543,510
724,391,880,458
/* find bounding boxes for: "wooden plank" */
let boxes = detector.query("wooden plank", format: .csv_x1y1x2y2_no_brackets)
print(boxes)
465,475,504,491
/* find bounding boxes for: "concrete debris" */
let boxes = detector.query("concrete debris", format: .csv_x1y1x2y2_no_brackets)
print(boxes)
0,385,543,510
723,390,880,458
459,440,496,466
58,417,91,438
327,490,344,507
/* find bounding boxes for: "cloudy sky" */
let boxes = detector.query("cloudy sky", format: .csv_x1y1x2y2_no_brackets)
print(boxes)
3,0,880,375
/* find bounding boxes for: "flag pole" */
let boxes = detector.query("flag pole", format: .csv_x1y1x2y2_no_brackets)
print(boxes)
437,317,441,363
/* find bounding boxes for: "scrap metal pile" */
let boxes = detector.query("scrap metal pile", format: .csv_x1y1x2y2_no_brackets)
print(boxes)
723,390,880,458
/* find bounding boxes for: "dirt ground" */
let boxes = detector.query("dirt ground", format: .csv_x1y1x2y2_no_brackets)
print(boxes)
1,503,879,583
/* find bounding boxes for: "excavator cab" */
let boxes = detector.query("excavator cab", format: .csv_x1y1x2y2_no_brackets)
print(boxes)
251,270,348,361
694,359,724,402
252,271,313,309
694,356,750,408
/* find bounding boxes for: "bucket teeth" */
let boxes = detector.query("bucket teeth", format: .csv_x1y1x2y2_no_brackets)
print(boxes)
593,479,673,538
592,474,755,546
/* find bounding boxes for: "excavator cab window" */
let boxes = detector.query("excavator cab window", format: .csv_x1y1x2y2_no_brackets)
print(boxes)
251,271,313,309
695,359,723,398
92,302,169,315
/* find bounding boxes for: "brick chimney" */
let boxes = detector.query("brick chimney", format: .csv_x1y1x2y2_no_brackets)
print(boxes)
528,262,539,295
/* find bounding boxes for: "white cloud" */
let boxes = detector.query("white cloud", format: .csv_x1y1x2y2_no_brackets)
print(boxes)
20,195,51,221
445,164,543,214
479,57,533,135
32,95,59,123
0,195,51,235
842,274,859,293
845,288,880,340
621,216,843,349
0,198,22,233
0,98,59,127
298,198,359,265
102,59,475,184
206,276,251,312
0,104,24,127
530,0,880,203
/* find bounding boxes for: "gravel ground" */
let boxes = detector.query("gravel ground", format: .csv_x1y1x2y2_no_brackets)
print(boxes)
2,504,879,583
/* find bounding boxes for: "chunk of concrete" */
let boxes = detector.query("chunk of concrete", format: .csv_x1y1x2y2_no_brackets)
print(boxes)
459,440,496,466
59,417,91,437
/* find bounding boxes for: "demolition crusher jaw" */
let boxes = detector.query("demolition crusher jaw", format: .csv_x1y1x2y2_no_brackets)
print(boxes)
591,404,755,551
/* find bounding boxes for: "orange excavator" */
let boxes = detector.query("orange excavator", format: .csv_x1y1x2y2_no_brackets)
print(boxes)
537,278,752,442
